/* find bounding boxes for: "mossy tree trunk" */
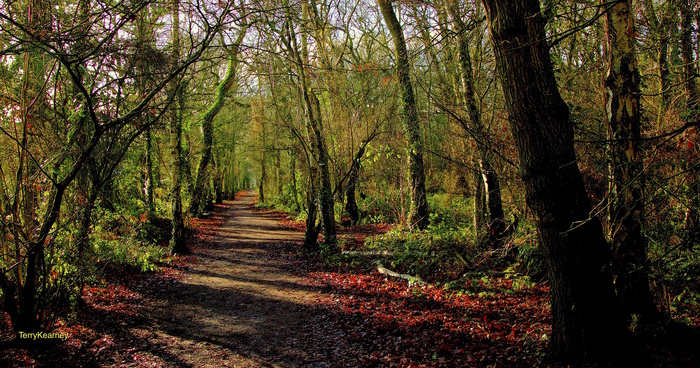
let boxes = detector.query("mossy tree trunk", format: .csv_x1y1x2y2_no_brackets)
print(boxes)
377,0,429,231
190,28,247,215
446,0,505,242
169,0,187,255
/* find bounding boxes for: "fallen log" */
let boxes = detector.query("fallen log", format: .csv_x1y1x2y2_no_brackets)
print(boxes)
376,263,426,286
341,250,395,257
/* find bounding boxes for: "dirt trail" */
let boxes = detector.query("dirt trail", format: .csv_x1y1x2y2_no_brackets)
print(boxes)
133,190,359,367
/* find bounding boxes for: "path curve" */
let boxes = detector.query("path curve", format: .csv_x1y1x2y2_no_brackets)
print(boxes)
137,190,359,367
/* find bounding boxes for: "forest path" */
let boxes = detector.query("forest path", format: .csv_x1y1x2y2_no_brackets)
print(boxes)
137,190,357,367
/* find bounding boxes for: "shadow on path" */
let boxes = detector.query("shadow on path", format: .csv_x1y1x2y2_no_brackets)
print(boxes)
135,190,361,367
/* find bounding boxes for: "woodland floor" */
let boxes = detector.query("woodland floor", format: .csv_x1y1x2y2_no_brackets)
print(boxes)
2,190,700,367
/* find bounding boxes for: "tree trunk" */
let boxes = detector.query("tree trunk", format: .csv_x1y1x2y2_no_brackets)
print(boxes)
169,0,187,255
190,28,246,215
276,147,283,196
213,153,223,204
304,164,320,250
145,127,156,221
13,0,49,333
306,0,337,245
472,166,486,240
290,149,300,211
312,92,336,244
604,0,659,322
345,144,367,225
446,0,505,242
294,0,335,245
259,110,266,203
259,156,266,203
680,0,700,241
647,0,672,113
481,0,626,364
76,188,98,304
377,0,429,230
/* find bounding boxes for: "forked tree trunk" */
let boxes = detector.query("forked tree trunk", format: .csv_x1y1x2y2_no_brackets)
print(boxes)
482,0,626,364
306,0,337,245
292,0,335,246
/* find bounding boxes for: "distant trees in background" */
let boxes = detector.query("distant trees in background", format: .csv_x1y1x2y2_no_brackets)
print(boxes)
1,0,699,366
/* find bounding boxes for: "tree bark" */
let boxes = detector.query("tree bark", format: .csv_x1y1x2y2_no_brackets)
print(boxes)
472,165,486,240
680,0,700,242
14,0,49,333
446,0,505,242
377,0,429,230
481,0,626,364
289,149,300,211
291,0,335,246
169,0,187,254
190,28,246,215
145,127,156,221
345,144,367,225
213,152,223,204
641,0,672,113
604,0,659,322
306,0,337,245
259,104,267,204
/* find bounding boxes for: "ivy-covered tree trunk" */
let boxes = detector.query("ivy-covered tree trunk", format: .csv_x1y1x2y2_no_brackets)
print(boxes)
190,28,246,215
446,0,505,242
169,0,187,255
377,0,429,230
482,0,626,364
309,91,336,244
604,0,659,322
213,152,223,204
680,0,700,242
145,127,156,220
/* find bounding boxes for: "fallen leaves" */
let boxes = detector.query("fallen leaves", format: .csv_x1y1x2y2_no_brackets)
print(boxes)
307,268,551,367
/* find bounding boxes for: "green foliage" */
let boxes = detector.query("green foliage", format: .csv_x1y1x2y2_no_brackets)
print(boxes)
426,193,473,232
92,208,171,273
93,236,168,273
645,215,700,317
260,183,303,216
356,181,410,225
364,226,475,281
